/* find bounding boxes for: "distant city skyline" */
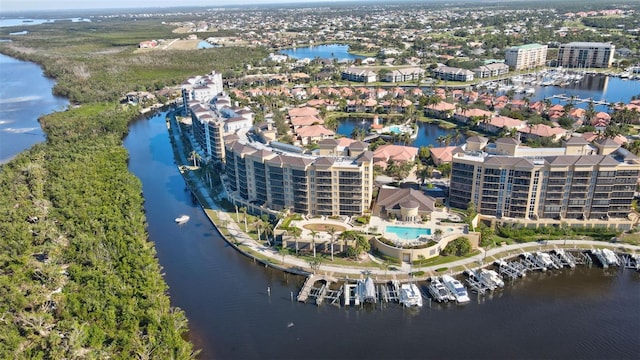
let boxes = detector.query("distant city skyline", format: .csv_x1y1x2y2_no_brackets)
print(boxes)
1,0,349,12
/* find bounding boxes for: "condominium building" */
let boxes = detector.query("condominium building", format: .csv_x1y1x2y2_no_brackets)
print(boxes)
341,67,377,83
188,93,253,162
504,44,548,71
474,62,509,78
450,136,640,230
432,66,474,82
225,137,374,216
557,42,615,68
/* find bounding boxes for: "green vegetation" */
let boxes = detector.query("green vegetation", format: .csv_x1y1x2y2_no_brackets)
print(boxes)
441,237,472,256
0,104,195,358
0,17,269,359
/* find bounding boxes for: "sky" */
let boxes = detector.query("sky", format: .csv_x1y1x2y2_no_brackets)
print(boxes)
1,0,337,13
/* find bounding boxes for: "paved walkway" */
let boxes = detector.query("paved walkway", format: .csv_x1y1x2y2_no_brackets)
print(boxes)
168,112,640,280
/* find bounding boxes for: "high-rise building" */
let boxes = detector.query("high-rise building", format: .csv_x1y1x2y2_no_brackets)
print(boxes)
504,43,548,70
450,136,639,230
225,138,374,216
557,42,615,68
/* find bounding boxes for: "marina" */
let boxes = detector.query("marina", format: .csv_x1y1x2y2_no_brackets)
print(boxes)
294,248,638,308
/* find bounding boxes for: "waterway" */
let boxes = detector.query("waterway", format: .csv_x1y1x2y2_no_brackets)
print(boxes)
124,110,639,359
280,44,365,61
0,53,68,163
3,55,639,359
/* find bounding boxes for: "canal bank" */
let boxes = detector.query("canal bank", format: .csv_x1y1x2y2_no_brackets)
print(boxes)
166,109,640,281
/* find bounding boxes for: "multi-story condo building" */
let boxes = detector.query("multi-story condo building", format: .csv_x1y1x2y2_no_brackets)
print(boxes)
504,44,548,70
188,93,253,162
450,136,640,230
432,66,474,82
181,70,223,105
341,67,377,83
225,137,374,217
473,63,509,78
557,42,615,68
382,67,426,82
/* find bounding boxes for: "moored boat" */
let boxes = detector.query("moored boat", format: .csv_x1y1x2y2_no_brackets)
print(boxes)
428,277,455,302
442,275,470,303
399,283,423,307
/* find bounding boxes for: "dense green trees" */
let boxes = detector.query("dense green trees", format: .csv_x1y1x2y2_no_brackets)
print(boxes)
0,104,196,358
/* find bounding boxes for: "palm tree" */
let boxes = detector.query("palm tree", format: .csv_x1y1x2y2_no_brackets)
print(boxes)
433,228,443,241
189,150,201,167
310,230,318,258
254,219,264,242
240,206,248,232
290,227,302,255
328,227,337,261
436,135,446,147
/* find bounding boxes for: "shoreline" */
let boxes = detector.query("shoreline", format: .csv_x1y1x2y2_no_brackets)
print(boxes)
166,110,640,283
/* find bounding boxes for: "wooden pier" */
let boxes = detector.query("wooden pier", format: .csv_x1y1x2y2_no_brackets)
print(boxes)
545,94,611,107
297,274,339,304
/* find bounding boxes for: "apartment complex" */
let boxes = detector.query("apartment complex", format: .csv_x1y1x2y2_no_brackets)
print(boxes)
341,67,377,83
504,43,548,70
473,62,509,79
432,66,474,82
450,136,640,230
225,137,374,217
188,92,253,163
557,42,615,68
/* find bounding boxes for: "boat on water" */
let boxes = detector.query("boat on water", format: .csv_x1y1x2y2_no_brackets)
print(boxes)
442,275,470,303
478,269,504,288
175,215,190,223
536,251,558,269
601,249,619,267
357,277,377,303
428,277,455,302
399,283,423,307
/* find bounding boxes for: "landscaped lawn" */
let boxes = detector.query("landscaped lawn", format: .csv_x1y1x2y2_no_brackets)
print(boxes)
303,223,347,232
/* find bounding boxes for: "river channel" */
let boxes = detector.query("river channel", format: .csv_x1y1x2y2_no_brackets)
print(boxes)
124,110,639,360
2,53,639,359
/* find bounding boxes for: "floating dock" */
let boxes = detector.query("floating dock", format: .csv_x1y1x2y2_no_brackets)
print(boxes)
297,274,338,304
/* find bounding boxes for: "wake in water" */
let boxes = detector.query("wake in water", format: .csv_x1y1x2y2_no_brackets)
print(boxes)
1,127,42,135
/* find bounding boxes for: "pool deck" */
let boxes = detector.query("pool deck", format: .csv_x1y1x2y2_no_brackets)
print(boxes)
368,209,466,246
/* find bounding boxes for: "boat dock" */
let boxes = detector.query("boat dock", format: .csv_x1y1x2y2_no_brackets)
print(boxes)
297,274,339,305
380,280,400,303
545,94,611,106
464,268,492,294
622,254,640,271
590,249,609,269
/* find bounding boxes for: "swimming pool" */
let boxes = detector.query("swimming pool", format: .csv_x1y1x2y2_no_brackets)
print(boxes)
389,126,402,134
386,225,432,239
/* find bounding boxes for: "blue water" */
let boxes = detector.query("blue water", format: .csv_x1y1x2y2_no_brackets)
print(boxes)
0,54,68,163
280,44,365,61
386,225,432,239
337,118,463,148
197,41,220,49
389,125,401,134
530,75,640,112
0,18,90,27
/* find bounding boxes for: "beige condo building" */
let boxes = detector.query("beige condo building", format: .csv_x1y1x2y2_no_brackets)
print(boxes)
504,43,548,71
225,137,374,217
557,42,615,69
450,136,640,230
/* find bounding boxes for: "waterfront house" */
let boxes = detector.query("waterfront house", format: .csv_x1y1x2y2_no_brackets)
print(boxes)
295,125,335,145
430,146,462,166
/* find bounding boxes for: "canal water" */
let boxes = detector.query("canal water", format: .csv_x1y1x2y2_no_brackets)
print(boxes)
3,54,639,359
280,44,365,61
124,111,639,360
0,53,68,163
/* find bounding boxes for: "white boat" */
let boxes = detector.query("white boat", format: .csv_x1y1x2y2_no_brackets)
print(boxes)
399,283,423,307
479,269,504,288
357,277,377,303
536,252,558,269
442,275,470,303
175,215,190,223
428,277,455,302
601,249,619,267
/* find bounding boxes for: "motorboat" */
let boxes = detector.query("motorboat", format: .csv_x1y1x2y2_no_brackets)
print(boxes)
552,249,576,268
428,277,455,302
442,275,470,303
399,283,423,307
601,249,619,267
357,277,377,303
175,215,190,223
478,269,504,288
536,251,558,269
